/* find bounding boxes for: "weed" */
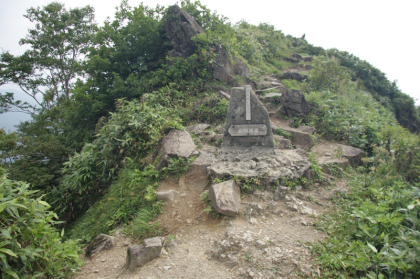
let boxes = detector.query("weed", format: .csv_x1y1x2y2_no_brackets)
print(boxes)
275,128,291,139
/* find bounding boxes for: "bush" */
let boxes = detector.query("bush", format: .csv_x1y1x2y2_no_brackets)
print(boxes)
0,169,82,278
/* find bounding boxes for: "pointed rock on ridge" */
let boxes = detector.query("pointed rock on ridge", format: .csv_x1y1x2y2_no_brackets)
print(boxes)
165,5,205,58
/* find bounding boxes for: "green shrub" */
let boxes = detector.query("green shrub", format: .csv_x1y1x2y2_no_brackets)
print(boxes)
0,169,82,278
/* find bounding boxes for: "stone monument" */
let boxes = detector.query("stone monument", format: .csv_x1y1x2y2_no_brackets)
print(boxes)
222,85,275,153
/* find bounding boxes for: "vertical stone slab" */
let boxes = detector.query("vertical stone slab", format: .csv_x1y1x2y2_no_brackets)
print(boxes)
222,86,274,152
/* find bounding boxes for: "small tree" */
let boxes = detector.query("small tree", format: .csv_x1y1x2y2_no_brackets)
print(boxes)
0,2,96,123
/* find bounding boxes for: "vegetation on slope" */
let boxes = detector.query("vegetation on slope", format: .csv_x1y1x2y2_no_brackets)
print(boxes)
0,0,419,278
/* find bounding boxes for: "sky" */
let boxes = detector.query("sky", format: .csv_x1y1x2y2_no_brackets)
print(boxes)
1,0,419,130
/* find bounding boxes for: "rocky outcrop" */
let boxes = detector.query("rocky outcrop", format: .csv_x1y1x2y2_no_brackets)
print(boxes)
209,180,241,216
126,237,165,271
156,129,196,170
165,5,205,58
212,45,235,84
85,234,115,258
179,152,213,191
279,89,311,119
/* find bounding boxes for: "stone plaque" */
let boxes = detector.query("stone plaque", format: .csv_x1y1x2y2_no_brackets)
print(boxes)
245,85,251,120
228,124,267,137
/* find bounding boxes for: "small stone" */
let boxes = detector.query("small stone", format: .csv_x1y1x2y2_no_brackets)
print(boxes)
255,240,267,249
93,270,99,273
295,185,303,191
163,266,171,271
249,218,257,225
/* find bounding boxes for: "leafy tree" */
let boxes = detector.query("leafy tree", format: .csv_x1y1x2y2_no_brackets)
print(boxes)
0,2,96,120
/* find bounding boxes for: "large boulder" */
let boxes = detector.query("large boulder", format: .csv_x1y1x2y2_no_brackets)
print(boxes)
126,237,165,271
209,180,241,216
85,234,115,258
212,44,235,84
156,129,196,170
279,89,311,119
233,62,251,78
165,5,205,58
337,144,366,166
179,152,213,191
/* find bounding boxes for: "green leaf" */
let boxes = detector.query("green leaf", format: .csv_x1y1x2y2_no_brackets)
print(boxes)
367,242,377,253
6,269,19,279
0,229,11,239
0,248,18,257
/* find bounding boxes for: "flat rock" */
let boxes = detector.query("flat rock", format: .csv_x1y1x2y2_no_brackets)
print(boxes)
272,124,314,151
155,190,178,201
179,152,213,191
187,124,211,134
208,149,311,184
85,234,115,258
126,237,165,271
156,129,196,170
296,126,316,135
209,180,241,216
273,135,292,149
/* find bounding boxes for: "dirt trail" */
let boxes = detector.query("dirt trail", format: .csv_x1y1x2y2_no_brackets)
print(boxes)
75,170,347,279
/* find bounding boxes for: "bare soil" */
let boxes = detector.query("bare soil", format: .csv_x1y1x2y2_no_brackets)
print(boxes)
75,170,347,279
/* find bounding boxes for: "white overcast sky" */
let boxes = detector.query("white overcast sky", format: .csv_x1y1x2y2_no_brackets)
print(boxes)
0,0,419,108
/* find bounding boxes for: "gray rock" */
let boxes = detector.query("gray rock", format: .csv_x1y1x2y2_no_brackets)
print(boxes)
156,129,196,170
337,144,366,166
126,237,165,271
213,44,235,84
255,240,266,249
272,124,314,151
222,86,275,151
296,126,316,135
279,72,309,82
209,180,241,216
233,62,251,78
179,152,213,191
273,135,292,149
155,190,178,201
165,5,205,58
279,89,311,119
85,234,115,258
187,124,210,134
303,56,313,62
204,131,217,142
274,186,290,201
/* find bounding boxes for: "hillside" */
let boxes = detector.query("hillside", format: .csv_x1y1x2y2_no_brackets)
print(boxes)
0,1,419,279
